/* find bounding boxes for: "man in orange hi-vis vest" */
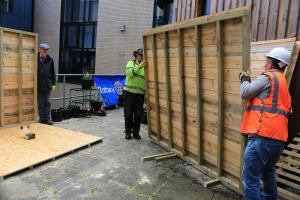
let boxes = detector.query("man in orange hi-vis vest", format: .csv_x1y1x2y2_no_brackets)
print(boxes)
239,47,291,200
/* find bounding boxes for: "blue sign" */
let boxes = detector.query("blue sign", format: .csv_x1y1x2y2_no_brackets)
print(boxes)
93,75,126,107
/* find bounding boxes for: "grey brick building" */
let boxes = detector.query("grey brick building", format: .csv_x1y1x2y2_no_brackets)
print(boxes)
34,0,154,76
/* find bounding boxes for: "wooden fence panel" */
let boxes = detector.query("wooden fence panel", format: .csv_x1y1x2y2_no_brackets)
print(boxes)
144,8,250,192
0,27,37,127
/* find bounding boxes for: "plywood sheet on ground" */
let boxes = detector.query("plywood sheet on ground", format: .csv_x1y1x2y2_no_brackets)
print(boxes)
0,123,102,178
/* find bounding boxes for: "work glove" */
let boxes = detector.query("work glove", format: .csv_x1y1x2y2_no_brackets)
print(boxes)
52,85,56,91
239,72,251,83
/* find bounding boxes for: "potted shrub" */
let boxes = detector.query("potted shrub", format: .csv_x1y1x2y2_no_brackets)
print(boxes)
67,105,80,118
90,97,103,113
58,108,72,119
51,109,64,122
82,69,93,90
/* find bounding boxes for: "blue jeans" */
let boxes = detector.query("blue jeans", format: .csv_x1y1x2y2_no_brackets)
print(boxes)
242,135,285,200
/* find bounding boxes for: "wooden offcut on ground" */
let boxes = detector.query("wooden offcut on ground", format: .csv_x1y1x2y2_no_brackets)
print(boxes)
0,123,102,180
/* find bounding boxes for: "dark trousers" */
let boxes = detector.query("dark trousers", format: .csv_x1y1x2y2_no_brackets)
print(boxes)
38,90,51,122
124,91,145,135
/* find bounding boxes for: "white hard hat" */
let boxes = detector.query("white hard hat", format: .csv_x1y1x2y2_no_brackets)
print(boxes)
266,47,291,65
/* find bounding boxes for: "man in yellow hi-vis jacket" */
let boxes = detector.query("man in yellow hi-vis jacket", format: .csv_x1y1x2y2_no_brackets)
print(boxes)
123,49,146,140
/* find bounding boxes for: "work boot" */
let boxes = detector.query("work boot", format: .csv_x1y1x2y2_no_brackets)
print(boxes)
133,133,141,140
44,121,53,125
125,133,131,140
38,119,45,124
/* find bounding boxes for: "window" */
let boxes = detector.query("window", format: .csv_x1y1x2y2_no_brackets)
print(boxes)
59,0,99,82
0,0,12,13
153,0,174,27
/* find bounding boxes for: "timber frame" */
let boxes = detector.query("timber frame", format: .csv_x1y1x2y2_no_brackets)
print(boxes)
143,7,251,193
0,27,38,127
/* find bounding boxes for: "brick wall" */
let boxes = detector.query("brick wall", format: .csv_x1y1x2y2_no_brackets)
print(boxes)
95,0,154,74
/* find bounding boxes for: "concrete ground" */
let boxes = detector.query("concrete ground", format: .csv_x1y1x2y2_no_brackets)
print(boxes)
0,108,242,200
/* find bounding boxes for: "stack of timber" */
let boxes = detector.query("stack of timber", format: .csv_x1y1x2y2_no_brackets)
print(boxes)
143,8,251,192
0,27,37,127
276,133,300,200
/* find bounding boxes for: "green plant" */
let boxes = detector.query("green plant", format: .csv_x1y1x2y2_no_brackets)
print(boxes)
82,68,92,80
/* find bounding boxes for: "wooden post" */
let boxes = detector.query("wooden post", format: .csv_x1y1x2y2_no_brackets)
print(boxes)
177,28,187,155
143,36,152,137
0,30,3,127
240,13,250,190
195,25,203,165
34,36,38,121
18,34,23,123
152,34,161,140
216,20,224,177
163,31,173,148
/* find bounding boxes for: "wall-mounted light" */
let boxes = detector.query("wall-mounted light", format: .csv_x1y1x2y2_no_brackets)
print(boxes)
120,25,126,32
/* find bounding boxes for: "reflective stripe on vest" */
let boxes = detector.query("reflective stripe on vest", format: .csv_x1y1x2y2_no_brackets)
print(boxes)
240,70,291,142
124,85,145,93
246,72,288,119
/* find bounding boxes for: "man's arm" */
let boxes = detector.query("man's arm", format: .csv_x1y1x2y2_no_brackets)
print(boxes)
126,61,141,78
51,59,56,86
240,75,270,99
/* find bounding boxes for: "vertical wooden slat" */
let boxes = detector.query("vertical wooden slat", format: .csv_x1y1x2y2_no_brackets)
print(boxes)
216,21,224,177
218,0,224,12
143,36,152,137
0,30,3,127
258,0,270,41
173,0,178,22
210,0,217,14
246,0,253,7
251,0,261,41
195,25,203,165
280,0,290,38
34,36,38,121
182,0,187,20
186,0,192,19
240,13,251,191
18,34,23,123
163,32,172,149
231,0,238,9
177,28,187,155
224,0,231,10
267,0,279,40
287,0,300,37
191,0,196,18
152,34,161,140
239,0,245,7
178,0,183,21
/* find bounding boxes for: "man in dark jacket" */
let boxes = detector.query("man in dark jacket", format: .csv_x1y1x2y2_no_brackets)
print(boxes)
38,43,56,125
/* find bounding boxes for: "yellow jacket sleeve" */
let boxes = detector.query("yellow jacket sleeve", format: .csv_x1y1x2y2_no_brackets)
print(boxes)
126,60,141,78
